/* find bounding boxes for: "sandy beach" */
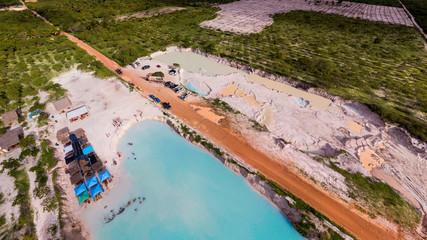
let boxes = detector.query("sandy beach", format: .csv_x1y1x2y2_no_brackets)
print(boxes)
44,68,164,239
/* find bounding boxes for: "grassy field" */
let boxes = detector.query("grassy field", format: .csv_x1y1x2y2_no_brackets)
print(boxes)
0,10,114,116
25,3,427,140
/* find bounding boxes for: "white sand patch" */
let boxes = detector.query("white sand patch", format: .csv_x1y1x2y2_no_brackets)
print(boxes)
44,68,165,238
201,0,413,34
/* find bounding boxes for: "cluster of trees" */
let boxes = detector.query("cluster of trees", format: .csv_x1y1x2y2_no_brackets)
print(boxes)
0,0,20,8
27,0,235,33
402,0,427,34
0,10,113,116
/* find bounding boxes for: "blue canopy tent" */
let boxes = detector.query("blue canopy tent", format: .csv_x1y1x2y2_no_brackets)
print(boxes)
98,170,111,183
89,184,103,198
85,175,99,189
82,145,94,155
74,183,87,197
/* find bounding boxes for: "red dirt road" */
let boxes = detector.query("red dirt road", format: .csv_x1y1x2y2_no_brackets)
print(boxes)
63,34,400,240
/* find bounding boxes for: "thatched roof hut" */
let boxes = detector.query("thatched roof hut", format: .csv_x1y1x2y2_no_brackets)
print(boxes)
70,128,85,139
1,109,18,125
70,172,84,185
56,127,70,145
91,161,104,173
68,161,81,175
52,97,72,113
0,127,24,152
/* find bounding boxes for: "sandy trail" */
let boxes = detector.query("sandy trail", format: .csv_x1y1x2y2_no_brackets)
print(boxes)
59,32,402,240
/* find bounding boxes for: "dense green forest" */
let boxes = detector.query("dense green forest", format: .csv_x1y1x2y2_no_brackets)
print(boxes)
0,10,113,116
402,0,427,34
0,0,20,8
26,1,427,141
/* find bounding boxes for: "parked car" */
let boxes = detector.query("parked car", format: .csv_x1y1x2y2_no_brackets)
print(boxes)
173,87,183,93
130,63,136,68
154,97,161,103
135,61,140,66
115,69,123,75
156,65,161,68
162,102,171,109
164,81,172,87
142,65,150,70
169,69,177,76
129,82,135,86
179,92,190,101
137,86,142,91
169,83,178,89
149,94,156,100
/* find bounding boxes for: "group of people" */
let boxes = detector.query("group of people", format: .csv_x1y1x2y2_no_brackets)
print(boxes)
104,196,146,223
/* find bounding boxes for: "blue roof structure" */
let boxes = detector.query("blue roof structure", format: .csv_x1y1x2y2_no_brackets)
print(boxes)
89,184,103,198
74,183,87,197
82,145,94,155
85,175,99,189
98,170,111,182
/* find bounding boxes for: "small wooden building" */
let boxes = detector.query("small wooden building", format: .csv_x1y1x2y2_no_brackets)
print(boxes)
52,97,72,113
0,127,24,153
1,109,18,126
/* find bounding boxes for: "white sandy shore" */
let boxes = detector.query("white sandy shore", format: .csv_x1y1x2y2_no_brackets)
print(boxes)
46,68,164,239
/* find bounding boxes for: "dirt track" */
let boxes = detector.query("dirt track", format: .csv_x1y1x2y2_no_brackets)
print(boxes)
57,33,403,239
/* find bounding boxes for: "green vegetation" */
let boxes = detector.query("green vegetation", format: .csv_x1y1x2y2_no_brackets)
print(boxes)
180,124,223,156
152,71,165,77
30,141,57,199
0,10,114,115
402,0,427,34
0,158,36,240
210,98,239,114
329,161,421,227
25,3,427,140
0,0,20,8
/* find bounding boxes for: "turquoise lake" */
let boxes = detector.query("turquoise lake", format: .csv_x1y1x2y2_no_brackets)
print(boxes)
82,121,304,240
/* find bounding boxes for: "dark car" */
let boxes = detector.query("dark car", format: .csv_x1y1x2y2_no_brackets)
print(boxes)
162,102,171,109
156,65,161,68
115,69,123,75
135,61,140,66
169,69,177,76
164,81,172,87
169,83,178,89
142,65,150,70
149,94,156,100
173,87,183,93
179,92,190,101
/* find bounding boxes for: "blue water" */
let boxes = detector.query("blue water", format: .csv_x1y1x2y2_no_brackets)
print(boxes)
294,97,308,107
82,121,303,240
185,82,208,96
